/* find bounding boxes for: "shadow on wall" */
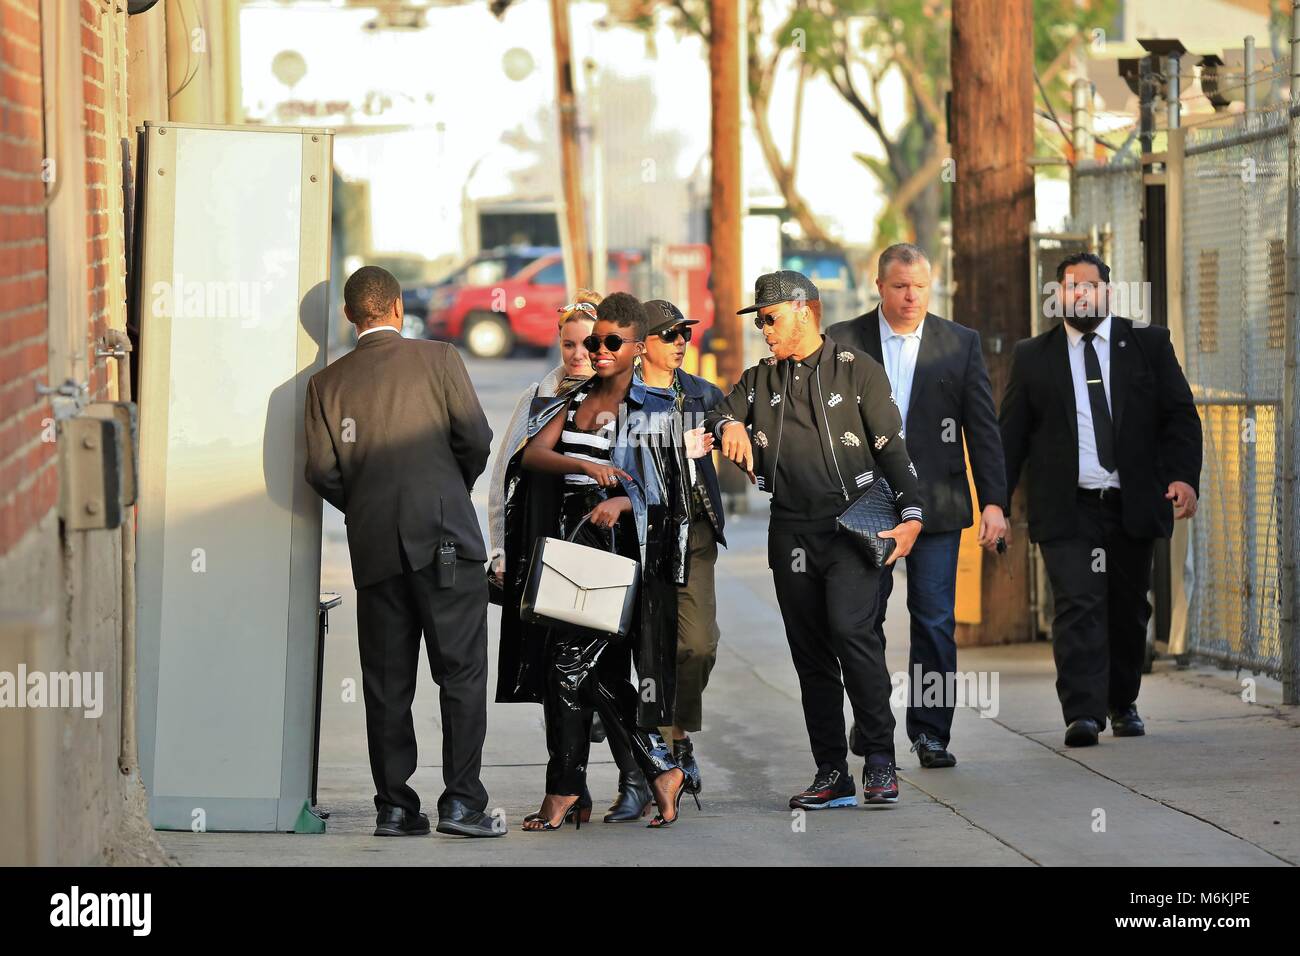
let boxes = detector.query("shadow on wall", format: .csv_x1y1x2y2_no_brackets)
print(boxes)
263,280,330,514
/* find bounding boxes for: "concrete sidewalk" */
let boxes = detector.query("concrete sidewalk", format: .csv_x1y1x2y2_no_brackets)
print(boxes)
158,355,1299,866
158,505,1298,867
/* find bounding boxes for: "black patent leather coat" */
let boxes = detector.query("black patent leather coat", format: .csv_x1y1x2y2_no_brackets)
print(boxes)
496,375,691,727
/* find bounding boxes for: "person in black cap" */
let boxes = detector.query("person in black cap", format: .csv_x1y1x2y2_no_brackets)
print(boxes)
637,298,726,804
703,270,925,809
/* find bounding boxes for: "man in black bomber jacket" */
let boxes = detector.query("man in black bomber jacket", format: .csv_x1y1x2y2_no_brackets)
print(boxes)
703,271,924,810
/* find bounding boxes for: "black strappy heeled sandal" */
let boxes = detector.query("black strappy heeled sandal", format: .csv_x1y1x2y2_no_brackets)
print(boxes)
522,794,586,832
524,786,592,824
647,768,687,829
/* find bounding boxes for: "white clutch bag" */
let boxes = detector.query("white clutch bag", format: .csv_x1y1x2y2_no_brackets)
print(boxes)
520,517,639,638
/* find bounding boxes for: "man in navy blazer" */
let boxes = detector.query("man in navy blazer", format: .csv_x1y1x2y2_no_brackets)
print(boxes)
827,244,1007,769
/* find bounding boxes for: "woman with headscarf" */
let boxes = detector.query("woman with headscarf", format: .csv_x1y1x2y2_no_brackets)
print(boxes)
488,290,602,582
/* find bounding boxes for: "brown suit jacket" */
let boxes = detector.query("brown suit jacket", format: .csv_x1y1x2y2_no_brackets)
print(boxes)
304,328,493,587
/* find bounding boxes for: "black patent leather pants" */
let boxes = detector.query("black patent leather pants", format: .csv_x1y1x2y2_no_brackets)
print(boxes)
542,489,677,795
543,632,677,795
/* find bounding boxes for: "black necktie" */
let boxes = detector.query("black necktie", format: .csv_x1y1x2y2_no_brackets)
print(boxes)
1082,331,1116,472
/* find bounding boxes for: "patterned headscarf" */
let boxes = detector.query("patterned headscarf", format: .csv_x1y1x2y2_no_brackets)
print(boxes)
556,289,604,328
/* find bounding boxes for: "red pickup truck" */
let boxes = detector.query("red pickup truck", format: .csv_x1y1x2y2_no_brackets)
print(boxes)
424,246,646,358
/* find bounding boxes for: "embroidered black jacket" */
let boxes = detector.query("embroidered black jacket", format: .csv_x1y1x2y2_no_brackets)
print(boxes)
702,332,925,525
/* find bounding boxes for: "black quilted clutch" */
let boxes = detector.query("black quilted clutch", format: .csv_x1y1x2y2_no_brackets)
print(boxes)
835,477,901,568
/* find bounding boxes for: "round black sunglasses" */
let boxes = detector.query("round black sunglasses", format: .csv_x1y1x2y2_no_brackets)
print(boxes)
581,333,642,354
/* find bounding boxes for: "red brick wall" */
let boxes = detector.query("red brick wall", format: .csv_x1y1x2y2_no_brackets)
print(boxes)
0,0,125,557
80,0,112,401
0,0,56,556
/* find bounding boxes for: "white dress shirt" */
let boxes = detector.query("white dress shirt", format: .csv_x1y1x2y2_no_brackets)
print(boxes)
1064,314,1120,489
878,306,924,436
356,324,400,340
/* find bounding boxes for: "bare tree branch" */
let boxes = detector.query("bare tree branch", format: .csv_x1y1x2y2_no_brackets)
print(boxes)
882,147,947,227
743,0,830,242
1040,30,1083,87
668,0,709,42
894,45,945,132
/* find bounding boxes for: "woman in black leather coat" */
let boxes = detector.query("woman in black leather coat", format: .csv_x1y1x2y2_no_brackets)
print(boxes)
497,293,697,830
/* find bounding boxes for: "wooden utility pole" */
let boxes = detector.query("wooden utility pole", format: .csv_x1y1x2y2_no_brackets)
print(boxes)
951,0,1035,644
550,0,591,290
709,0,744,389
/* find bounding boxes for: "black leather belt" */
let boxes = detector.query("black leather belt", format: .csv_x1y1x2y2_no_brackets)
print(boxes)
1077,486,1121,502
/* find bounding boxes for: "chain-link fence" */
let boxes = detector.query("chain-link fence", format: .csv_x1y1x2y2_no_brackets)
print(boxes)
1074,133,1144,293
1068,89,1298,695
1181,101,1291,682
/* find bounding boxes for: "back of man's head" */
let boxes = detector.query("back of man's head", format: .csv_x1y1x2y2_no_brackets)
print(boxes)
344,266,402,329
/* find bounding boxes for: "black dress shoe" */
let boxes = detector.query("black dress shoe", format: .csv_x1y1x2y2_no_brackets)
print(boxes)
673,738,702,795
436,799,506,838
1109,705,1146,737
1064,718,1101,747
373,806,430,837
911,733,957,768
604,770,654,823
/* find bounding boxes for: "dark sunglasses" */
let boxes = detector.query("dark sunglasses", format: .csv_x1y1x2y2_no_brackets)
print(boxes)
753,314,777,329
658,327,693,344
582,333,640,354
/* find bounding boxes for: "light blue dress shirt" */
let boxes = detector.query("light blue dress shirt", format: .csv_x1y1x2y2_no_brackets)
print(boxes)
878,306,924,436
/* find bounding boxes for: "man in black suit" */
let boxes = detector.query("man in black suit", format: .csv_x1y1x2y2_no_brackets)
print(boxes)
1000,252,1202,747
304,266,503,837
828,243,1007,768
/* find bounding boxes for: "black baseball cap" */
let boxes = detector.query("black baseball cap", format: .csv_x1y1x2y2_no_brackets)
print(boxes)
642,299,700,336
737,270,820,315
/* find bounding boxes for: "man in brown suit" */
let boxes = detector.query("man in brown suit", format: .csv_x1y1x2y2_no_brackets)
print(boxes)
304,266,502,838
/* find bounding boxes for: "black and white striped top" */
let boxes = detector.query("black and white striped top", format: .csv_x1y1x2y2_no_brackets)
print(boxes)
558,389,616,487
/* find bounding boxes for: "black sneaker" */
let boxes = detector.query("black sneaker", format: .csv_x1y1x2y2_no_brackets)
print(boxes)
911,733,957,769
789,768,857,810
863,762,900,804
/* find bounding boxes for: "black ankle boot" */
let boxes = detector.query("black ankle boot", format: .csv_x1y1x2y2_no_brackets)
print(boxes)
603,770,653,823
673,738,703,795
